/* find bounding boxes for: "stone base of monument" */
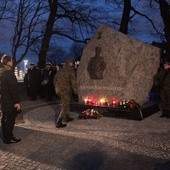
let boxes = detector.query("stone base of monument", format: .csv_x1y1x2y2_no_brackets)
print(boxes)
70,102,160,121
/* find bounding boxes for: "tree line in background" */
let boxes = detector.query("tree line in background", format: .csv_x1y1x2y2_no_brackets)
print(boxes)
0,0,169,68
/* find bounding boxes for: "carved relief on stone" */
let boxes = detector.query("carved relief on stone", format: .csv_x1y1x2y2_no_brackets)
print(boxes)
87,46,106,79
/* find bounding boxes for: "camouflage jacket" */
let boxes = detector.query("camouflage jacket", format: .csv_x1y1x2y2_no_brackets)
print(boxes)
53,65,77,95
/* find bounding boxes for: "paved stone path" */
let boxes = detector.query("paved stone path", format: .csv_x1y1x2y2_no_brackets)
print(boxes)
0,101,170,170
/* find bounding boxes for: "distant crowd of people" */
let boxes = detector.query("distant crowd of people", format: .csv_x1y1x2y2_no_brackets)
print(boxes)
24,61,79,103
24,62,57,101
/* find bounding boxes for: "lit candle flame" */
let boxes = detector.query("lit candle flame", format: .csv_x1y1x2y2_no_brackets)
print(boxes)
100,98,105,104
84,98,88,104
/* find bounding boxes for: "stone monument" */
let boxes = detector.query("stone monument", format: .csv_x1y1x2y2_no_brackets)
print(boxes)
77,25,160,105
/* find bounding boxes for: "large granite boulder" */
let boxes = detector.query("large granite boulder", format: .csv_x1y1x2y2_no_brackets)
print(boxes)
77,25,160,105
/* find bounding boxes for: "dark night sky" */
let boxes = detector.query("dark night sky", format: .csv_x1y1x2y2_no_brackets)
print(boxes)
0,0,164,66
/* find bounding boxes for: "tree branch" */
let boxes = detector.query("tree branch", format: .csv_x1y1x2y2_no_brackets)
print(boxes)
52,30,89,44
131,6,162,35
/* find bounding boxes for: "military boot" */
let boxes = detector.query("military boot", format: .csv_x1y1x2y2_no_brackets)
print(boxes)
56,118,67,128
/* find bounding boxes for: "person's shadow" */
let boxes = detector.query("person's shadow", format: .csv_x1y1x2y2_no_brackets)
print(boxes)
64,151,105,170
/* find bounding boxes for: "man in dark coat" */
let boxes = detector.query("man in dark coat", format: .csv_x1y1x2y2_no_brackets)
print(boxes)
154,59,170,118
42,62,56,101
0,54,21,144
26,63,38,100
53,59,77,128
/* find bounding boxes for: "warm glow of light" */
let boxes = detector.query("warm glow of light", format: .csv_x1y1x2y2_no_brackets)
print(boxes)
100,98,105,104
84,98,88,104
92,100,98,106
112,98,120,105
112,98,117,104
84,97,92,104
95,101,98,105
84,97,122,107
88,98,92,102
112,100,116,104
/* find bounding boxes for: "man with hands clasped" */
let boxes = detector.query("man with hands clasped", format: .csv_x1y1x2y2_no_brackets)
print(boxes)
0,54,21,144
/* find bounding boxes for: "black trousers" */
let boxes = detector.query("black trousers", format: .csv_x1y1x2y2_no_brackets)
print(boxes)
1,110,16,141
160,88,170,110
46,83,54,100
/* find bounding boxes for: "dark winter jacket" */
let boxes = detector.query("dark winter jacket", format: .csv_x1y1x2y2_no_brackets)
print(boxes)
154,68,170,90
154,68,170,109
0,67,20,111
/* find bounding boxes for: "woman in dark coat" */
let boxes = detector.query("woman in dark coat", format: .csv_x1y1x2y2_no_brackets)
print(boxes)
0,54,21,144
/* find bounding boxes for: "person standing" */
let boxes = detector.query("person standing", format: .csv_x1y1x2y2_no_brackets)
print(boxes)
43,62,56,101
154,59,170,118
0,54,21,144
26,63,38,101
53,59,77,128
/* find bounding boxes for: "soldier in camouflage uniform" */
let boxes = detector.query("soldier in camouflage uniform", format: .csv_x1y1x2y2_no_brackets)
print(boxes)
53,59,77,128
154,59,170,118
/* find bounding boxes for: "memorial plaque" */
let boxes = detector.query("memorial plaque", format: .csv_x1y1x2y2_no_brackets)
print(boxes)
77,25,160,105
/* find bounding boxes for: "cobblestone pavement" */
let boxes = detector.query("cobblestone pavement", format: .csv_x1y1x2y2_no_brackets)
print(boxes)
0,100,170,170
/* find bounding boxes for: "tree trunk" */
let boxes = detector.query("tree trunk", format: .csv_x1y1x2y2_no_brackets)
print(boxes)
119,0,131,34
158,0,170,55
38,0,58,68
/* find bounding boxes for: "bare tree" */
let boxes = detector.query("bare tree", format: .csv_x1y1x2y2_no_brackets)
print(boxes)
157,0,170,54
69,42,84,61
0,0,13,21
111,0,163,37
47,45,66,65
4,0,168,68
38,0,109,68
119,0,131,34
11,0,46,66
37,0,58,68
